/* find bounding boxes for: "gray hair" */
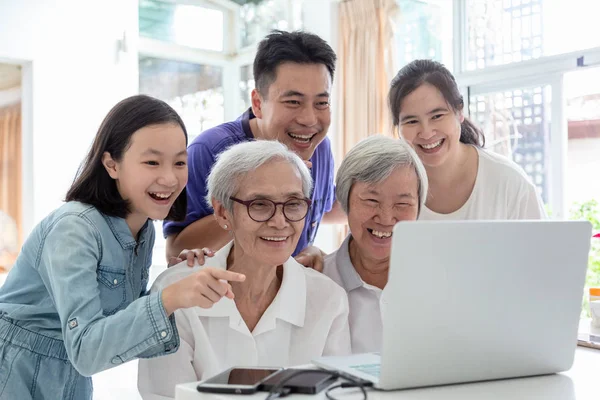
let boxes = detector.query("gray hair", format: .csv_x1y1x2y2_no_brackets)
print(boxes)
206,140,313,212
335,135,428,214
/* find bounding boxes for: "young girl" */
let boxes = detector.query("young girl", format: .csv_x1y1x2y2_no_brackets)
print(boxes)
0,95,245,399
388,60,546,220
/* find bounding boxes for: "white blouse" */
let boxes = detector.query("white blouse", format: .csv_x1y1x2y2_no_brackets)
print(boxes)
323,235,384,354
137,241,351,399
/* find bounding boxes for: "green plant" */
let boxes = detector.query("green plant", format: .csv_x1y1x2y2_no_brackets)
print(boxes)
569,199,600,317
544,203,553,218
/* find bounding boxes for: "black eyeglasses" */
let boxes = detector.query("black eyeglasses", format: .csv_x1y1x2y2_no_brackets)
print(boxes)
230,197,312,222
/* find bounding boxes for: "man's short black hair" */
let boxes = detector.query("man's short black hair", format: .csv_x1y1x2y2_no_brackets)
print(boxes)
253,30,337,97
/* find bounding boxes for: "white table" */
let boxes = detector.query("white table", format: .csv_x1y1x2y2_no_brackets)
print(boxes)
175,346,599,400
176,321,600,400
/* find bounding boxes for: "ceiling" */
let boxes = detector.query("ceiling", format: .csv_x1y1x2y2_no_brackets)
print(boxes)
0,64,21,91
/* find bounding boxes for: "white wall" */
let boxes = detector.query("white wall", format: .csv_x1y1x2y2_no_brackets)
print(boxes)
0,0,139,235
567,138,600,208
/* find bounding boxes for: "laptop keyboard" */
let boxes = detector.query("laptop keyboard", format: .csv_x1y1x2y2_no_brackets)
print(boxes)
350,363,381,378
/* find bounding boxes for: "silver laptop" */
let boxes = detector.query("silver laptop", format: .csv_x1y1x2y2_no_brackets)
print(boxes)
313,220,592,390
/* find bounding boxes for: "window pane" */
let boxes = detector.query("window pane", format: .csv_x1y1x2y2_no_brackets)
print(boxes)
139,57,224,144
566,67,600,207
565,68,600,316
139,56,225,266
466,0,600,70
395,0,452,69
239,0,294,48
239,65,254,113
139,0,224,51
468,85,551,203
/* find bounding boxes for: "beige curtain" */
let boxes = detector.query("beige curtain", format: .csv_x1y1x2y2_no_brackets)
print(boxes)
335,0,398,165
334,0,398,242
0,103,22,247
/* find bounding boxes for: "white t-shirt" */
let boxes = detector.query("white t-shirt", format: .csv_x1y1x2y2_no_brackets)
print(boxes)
419,147,547,220
138,241,351,400
323,235,383,354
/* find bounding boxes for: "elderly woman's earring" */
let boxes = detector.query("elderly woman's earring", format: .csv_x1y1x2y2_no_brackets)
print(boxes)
223,224,228,230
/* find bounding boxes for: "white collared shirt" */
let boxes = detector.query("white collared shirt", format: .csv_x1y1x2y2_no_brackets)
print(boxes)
138,241,351,399
323,235,383,354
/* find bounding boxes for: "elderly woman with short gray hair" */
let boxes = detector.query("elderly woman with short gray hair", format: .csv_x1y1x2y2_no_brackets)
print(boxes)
138,140,350,399
323,135,428,354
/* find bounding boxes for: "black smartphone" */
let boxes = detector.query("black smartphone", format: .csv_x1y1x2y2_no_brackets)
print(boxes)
196,367,283,394
260,369,337,394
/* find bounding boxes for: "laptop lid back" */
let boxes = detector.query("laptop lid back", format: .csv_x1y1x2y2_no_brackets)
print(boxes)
379,220,591,390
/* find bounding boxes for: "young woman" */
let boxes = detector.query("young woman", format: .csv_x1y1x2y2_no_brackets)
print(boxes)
388,60,546,220
0,95,245,399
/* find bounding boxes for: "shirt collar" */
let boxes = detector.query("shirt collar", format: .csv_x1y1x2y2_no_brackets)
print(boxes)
102,214,151,250
335,234,366,292
194,241,307,334
263,257,306,329
240,107,255,140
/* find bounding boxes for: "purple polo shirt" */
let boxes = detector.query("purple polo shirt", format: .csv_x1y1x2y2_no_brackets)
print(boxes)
163,108,335,256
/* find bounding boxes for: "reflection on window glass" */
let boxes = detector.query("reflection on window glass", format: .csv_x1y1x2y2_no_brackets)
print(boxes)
469,85,551,203
565,67,600,207
239,65,254,112
139,56,224,143
466,0,543,70
239,0,295,48
395,0,446,68
139,0,224,51
466,0,600,71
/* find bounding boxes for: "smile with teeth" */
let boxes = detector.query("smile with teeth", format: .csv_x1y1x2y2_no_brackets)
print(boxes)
288,132,316,144
367,228,392,238
149,192,173,200
261,236,288,242
420,139,444,150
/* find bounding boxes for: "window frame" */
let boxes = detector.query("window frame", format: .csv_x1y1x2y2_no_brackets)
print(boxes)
138,0,302,121
453,0,600,219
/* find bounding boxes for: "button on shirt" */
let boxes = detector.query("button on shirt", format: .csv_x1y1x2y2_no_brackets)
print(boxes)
137,241,351,399
323,235,383,354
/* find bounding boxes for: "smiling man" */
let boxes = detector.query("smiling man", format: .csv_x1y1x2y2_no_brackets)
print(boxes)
164,30,344,261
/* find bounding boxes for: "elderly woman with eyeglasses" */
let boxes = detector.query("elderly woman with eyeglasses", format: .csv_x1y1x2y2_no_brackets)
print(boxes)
138,140,350,399
323,135,428,354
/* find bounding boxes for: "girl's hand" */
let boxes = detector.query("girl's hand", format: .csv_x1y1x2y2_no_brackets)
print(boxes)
168,248,215,268
161,267,246,315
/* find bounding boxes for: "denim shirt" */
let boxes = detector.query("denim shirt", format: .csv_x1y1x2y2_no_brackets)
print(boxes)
0,202,179,376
